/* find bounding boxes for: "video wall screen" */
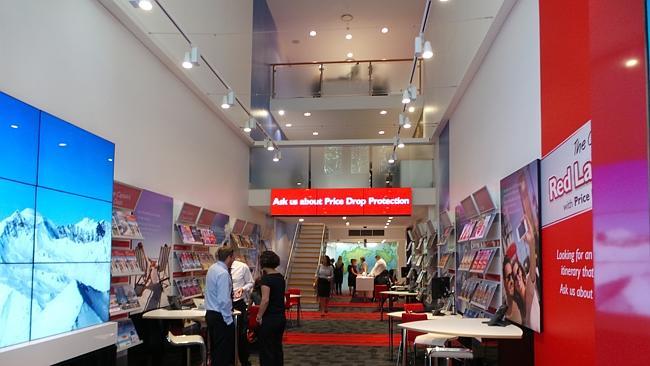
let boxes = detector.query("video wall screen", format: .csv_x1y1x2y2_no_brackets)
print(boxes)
0,91,114,349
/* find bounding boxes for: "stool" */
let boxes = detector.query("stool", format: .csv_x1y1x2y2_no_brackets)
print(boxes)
426,346,473,366
415,334,457,364
167,331,206,366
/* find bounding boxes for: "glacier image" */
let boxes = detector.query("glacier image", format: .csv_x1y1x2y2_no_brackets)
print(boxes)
0,264,32,348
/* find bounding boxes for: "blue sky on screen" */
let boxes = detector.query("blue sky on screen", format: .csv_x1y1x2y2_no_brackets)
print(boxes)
36,187,111,226
0,92,39,185
0,178,36,220
38,112,114,202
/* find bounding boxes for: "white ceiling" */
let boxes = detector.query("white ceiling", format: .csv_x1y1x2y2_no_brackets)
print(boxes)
266,0,425,62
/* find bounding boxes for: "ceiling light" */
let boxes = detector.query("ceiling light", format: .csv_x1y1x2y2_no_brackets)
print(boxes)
387,219,392,223
297,182,302,186
625,58,639,68
221,90,235,109
130,0,153,11
265,138,275,151
388,216,393,219
346,52,354,58
312,131,319,136
394,136,404,148
346,34,353,40
381,27,389,34
272,150,282,162
299,218,305,222
403,120,412,129
440,0,449,2
384,225,388,229
398,141,405,148
58,142,67,147
402,90,411,104
380,110,387,115
388,151,396,164
9,124,18,129
303,112,311,117
408,106,416,113
309,30,317,37
244,118,256,133
285,123,292,127
386,222,390,226
278,109,285,116
182,46,199,69
399,114,411,129
342,216,347,220
378,130,385,135
422,41,434,59
346,222,350,226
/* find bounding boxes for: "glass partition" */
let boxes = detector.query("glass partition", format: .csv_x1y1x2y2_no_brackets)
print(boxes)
249,146,309,188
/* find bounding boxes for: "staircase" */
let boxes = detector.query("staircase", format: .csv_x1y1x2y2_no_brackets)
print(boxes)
286,223,326,304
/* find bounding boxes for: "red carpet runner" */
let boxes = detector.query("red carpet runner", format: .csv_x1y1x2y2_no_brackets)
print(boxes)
296,312,381,320
283,332,400,347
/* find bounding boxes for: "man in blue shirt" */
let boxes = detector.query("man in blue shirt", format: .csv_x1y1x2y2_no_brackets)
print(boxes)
206,246,235,366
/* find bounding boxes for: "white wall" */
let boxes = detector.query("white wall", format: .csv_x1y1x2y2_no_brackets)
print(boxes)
0,0,263,223
448,0,541,210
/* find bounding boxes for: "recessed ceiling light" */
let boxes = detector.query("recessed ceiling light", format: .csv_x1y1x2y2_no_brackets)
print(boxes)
58,142,67,147
342,216,347,220
388,217,393,219
381,27,389,34
345,34,352,40
346,222,350,226
303,112,311,117
346,52,354,58
386,222,390,226
408,106,416,113
625,58,639,68
398,141,405,148
297,182,302,186
138,0,153,10
378,130,385,135
312,131,319,136
278,109,285,116
285,123,292,127
9,124,18,129
387,219,392,222
439,0,449,2
380,110,387,115
299,218,305,222
309,30,317,37
384,225,388,229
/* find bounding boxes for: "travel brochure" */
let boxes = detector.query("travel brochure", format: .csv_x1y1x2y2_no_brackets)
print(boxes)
463,308,482,318
174,251,215,271
438,253,453,269
458,250,477,271
112,210,143,239
458,278,480,301
176,224,218,245
174,278,204,298
116,319,141,350
469,247,497,274
111,249,142,276
470,281,499,309
109,284,141,314
230,234,256,249
469,214,493,240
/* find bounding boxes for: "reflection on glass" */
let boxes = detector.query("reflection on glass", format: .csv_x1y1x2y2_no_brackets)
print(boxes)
351,146,369,174
323,146,343,175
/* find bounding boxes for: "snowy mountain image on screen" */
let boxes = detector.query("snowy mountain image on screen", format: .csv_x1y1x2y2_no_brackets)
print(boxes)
0,208,36,263
0,264,32,348
30,262,110,341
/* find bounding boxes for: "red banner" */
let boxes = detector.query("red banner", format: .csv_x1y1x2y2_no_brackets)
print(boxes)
177,203,201,224
112,182,142,210
270,188,412,216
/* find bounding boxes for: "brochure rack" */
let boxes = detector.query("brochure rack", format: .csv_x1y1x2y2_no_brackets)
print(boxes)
455,186,503,317
406,220,440,304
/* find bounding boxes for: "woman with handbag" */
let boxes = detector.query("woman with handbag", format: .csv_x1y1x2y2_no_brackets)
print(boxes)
315,255,333,317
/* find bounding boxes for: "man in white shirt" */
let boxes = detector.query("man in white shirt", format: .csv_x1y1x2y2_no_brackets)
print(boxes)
231,255,254,366
370,255,387,277
205,246,235,366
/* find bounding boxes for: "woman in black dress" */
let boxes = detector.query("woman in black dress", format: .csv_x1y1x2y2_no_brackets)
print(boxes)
315,255,333,317
347,258,359,296
334,256,344,295
256,251,286,366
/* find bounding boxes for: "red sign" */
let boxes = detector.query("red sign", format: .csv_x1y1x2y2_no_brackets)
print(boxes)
270,188,412,216
197,209,217,226
177,203,201,223
112,182,142,210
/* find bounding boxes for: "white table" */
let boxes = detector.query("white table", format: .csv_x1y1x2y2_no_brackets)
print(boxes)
397,318,523,366
378,291,418,321
355,276,374,300
144,308,242,365
386,311,459,360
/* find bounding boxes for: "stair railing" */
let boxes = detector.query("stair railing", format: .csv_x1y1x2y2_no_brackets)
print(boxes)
284,222,301,282
314,225,327,278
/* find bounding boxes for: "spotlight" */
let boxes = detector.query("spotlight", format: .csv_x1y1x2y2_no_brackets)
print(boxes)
399,114,411,129
312,131,319,136
265,138,275,151
244,118,256,133
309,30,317,37
303,112,311,117
346,52,354,58
388,151,396,164
381,27,389,34
272,150,282,162
378,130,385,135
346,34,353,40
422,41,434,59
299,218,305,222
388,217,393,219
408,106,416,113
342,217,347,220
380,110,388,115
346,222,350,226
394,136,404,149
130,0,153,11
221,90,235,109
285,123,292,127
402,89,411,104
182,46,199,69
384,225,388,229
278,109,285,116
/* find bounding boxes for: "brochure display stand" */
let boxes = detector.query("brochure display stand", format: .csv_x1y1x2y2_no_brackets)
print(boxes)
455,187,502,318
405,221,438,303
432,210,455,307
110,182,145,354
230,219,263,278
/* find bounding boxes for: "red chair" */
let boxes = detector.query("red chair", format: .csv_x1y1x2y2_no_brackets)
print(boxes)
399,312,428,365
404,303,425,313
247,305,259,343
374,284,389,321
287,288,302,325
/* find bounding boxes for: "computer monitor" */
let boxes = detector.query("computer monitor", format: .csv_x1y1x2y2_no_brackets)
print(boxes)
400,266,410,278
430,277,451,301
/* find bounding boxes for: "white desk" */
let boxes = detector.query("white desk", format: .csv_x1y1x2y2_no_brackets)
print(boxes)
396,318,523,366
144,308,242,365
379,291,418,321
355,276,374,291
386,311,459,360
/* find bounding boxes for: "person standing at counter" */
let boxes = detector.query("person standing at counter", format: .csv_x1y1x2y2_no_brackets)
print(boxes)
370,255,387,277
205,246,235,366
256,251,286,366
316,255,333,317
359,256,368,275
334,256,344,295
347,258,359,297
231,254,254,366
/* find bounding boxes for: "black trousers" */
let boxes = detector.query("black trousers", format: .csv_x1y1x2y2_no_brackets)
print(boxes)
206,310,235,366
233,300,250,365
258,316,286,366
